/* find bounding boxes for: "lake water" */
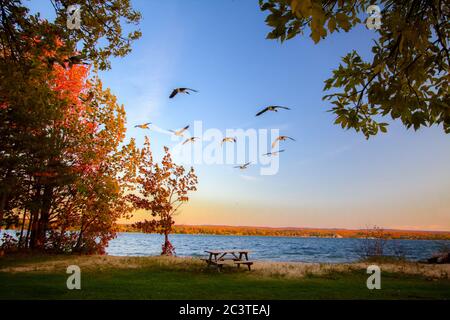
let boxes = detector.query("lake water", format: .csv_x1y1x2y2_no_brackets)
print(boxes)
1,230,446,263
106,233,448,263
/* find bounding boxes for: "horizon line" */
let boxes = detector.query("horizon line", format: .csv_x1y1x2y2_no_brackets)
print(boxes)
119,223,450,233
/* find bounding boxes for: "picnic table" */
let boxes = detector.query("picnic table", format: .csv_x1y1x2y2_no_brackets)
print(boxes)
202,249,254,271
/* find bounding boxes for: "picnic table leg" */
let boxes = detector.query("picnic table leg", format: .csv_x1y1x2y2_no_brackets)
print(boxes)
208,253,213,265
214,253,223,271
236,252,244,268
218,253,227,261
244,253,251,271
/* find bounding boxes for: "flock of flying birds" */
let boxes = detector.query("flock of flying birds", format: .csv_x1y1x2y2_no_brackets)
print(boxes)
134,87,296,171
48,56,295,171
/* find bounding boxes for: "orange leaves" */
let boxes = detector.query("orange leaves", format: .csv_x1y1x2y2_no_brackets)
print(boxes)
129,138,198,239
179,196,189,202
52,62,90,105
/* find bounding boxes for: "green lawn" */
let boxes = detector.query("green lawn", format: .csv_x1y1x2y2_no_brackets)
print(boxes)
0,255,449,299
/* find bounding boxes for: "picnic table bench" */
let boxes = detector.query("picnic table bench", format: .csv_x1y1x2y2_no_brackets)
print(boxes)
202,249,254,271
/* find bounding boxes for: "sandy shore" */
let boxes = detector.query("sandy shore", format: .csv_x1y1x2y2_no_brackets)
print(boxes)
1,255,449,280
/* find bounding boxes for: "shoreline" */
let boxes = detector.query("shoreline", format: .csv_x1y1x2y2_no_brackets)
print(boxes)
115,225,450,241
3,227,450,241
112,231,450,241
1,254,449,279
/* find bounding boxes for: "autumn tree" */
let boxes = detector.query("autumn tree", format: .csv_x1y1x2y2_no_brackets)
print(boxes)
260,0,449,138
129,138,198,256
1,0,141,70
1,0,141,230
1,0,142,252
1,48,140,252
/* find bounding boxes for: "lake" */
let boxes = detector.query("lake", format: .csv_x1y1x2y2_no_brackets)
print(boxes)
1,230,446,263
106,233,448,263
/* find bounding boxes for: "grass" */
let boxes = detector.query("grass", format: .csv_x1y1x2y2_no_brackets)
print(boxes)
0,254,449,300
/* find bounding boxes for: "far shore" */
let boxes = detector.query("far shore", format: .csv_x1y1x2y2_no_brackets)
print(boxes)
3,225,450,241
114,224,450,241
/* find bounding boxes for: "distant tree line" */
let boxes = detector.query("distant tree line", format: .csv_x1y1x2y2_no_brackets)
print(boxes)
116,224,450,241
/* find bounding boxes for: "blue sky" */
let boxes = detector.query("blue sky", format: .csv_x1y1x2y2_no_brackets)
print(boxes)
30,1,450,230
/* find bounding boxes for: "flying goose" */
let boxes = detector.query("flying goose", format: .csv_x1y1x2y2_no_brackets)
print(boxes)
47,57,66,69
169,125,190,137
48,55,89,70
271,136,295,149
80,91,94,103
182,137,199,145
221,137,237,145
134,122,151,129
65,54,89,68
234,162,251,170
169,88,198,99
263,149,285,157
255,105,290,116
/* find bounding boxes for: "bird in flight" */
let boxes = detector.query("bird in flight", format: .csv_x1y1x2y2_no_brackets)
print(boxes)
80,91,94,103
46,56,66,69
182,137,199,145
255,106,290,116
169,88,198,99
272,136,295,149
221,137,237,145
234,162,251,170
65,54,89,68
47,54,89,70
169,125,190,137
134,122,151,129
263,149,285,157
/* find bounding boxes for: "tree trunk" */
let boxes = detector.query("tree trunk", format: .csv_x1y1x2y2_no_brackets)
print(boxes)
29,185,42,249
18,209,27,247
34,184,54,249
162,231,174,256
73,229,84,253
0,193,6,229
24,210,33,249
164,232,169,244
0,168,12,229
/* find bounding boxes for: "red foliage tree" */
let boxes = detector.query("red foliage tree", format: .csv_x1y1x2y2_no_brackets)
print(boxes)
1,41,138,253
129,138,198,255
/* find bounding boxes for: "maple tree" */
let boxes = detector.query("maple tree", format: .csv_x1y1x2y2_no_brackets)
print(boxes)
0,1,198,255
129,138,198,256
260,0,449,138
1,0,141,70
1,46,141,252
0,0,142,253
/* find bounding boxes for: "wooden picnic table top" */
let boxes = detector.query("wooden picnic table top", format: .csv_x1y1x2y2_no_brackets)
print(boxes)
203,249,255,271
205,249,252,254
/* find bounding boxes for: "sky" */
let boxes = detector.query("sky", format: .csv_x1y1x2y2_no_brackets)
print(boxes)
30,0,450,231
